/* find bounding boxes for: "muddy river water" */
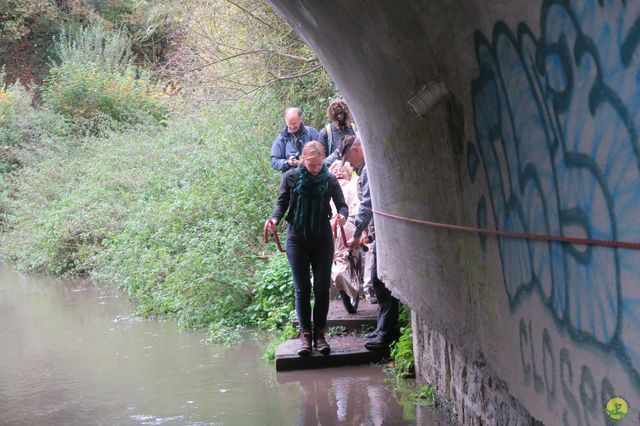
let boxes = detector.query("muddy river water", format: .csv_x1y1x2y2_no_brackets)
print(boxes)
0,263,449,425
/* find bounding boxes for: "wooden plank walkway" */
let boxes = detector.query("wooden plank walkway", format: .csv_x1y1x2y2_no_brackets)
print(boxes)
292,298,378,330
276,299,388,371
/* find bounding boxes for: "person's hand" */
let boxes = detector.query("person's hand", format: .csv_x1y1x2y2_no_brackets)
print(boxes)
287,156,299,167
347,236,361,249
265,218,277,233
335,214,346,227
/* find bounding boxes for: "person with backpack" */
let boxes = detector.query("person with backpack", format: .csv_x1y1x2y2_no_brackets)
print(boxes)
270,107,320,172
319,99,357,166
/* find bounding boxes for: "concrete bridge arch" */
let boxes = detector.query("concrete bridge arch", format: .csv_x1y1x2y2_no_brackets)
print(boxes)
267,1,640,424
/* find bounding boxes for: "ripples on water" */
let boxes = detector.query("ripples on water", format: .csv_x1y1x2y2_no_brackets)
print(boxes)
0,264,449,425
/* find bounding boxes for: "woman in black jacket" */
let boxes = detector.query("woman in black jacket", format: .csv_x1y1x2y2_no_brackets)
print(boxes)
265,141,349,356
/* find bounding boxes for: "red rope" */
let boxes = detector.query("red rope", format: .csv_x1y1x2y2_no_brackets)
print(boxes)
372,209,640,250
332,219,352,247
333,219,370,250
263,221,286,253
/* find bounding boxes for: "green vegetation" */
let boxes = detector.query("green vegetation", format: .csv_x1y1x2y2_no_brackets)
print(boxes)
388,304,415,379
1,102,283,326
411,385,435,405
43,25,170,133
245,255,296,331
262,323,298,361
0,0,60,43
384,305,439,413
390,326,415,378
0,2,337,345
388,380,436,422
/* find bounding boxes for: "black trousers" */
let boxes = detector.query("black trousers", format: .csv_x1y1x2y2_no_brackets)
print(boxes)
371,247,399,341
286,232,333,332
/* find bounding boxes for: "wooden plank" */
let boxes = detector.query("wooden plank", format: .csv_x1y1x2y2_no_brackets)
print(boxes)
292,299,378,331
275,334,389,371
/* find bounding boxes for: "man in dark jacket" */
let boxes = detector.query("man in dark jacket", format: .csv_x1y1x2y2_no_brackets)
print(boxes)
338,135,400,351
270,107,320,172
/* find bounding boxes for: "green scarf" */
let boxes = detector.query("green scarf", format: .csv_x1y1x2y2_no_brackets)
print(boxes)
292,165,329,237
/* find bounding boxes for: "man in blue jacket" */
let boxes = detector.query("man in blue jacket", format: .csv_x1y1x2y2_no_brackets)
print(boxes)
270,107,320,172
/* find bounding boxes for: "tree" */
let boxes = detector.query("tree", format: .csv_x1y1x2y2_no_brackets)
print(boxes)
160,0,336,120
0,0,59,43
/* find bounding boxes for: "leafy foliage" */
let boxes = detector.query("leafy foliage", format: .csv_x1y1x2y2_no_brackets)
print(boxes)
0,69,73,173
0,70,28,172
51,24,133,71
388,304,415,379
411,385,435,405
43,61,169,131
0,0,59,43
389,326,415,379
43,25,170,132
263,323,298,361
0,175,9,227
92,0,175,64
244,255,295,330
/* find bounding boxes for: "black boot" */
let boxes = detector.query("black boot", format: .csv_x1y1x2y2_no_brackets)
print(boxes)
313,328,331,355
297,330,312,356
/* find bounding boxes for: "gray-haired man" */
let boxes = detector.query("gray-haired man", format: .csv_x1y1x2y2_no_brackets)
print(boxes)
270,107,320,172
337,135,399,351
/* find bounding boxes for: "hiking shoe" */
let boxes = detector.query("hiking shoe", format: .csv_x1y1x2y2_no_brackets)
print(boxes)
365,288,378,304
364,331,378,339
313,328,331,355
364,336,391,351
297,331,312,356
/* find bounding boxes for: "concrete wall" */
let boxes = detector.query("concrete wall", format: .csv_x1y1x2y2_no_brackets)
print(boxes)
267,0,640,424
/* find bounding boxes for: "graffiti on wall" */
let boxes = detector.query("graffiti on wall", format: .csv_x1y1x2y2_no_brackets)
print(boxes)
469,0,640,389
519,316,621,424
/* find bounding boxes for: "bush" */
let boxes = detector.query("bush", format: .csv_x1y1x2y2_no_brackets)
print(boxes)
0,125,165,274
94,0,175,64
43,61,169,131
0,69,34,148
0,69,73,172
43,24,170,132
389,326,415,379
245,255,295,330
92,106,282,328
0,0,60,42
0,175,9,227
52,24,133,71
271,68,339,129
388,304,415,379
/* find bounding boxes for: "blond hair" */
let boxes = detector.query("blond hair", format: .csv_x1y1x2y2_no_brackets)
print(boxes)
299,141,326,166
